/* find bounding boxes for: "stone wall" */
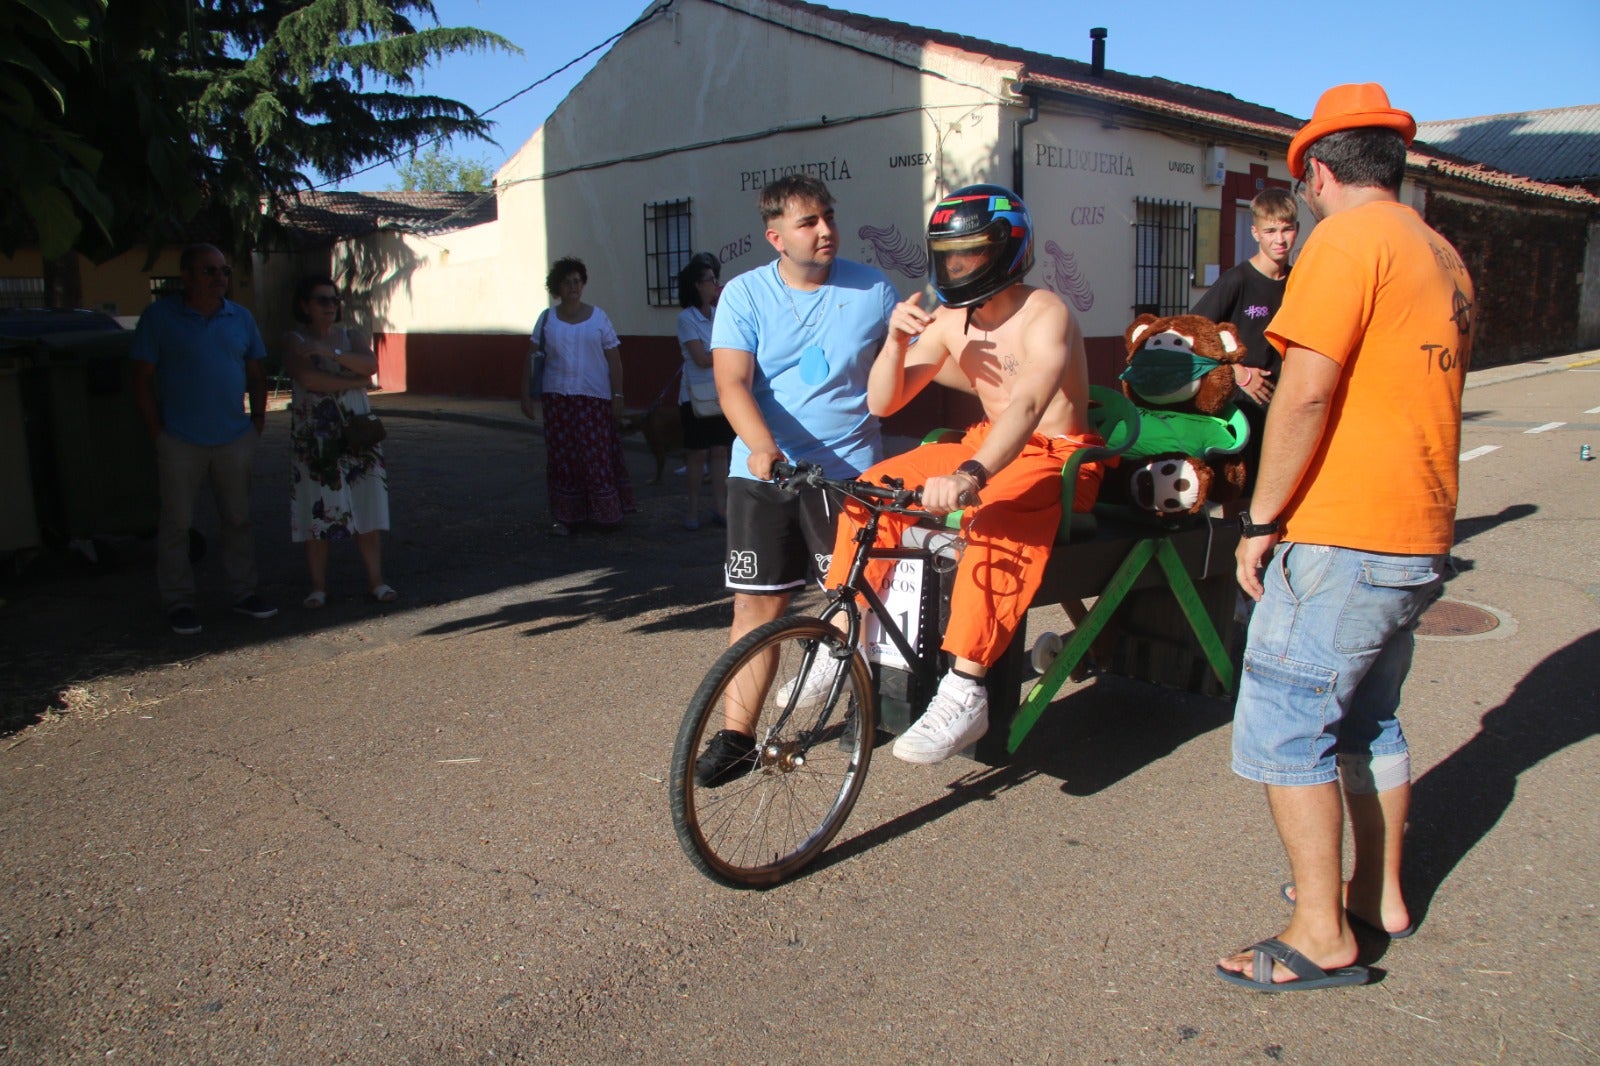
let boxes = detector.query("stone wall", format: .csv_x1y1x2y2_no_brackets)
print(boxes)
1426,192,1593,367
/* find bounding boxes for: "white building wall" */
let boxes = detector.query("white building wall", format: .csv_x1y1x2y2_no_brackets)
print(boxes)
335,220,513,335
337,0,1593,392
1018,113,1305,338
493,0,1022,338
485,0,1311,351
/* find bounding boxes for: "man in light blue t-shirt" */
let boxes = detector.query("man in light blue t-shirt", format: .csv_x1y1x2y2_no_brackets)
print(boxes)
131,243,276,635
693,175,898,786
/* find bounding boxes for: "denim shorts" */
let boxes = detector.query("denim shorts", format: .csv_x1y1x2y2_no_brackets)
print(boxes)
1231,543,1446,786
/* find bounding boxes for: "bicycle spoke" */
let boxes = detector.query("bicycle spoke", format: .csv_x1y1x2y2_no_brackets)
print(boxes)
670,617,876,888
669,465,952,888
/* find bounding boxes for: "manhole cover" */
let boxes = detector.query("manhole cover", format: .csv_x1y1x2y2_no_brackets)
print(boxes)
1417,599,1500,637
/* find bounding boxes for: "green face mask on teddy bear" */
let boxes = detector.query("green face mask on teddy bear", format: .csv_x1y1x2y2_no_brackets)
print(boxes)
1119,348,1224,402
1098,312,1251,519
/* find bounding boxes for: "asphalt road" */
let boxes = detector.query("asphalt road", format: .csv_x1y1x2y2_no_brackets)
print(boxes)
1,360,1596,1064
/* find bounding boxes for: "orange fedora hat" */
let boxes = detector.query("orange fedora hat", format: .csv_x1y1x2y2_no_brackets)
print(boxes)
1287,82,1416,179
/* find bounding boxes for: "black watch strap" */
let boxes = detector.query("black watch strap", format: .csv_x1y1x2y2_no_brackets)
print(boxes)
1238,511,1281,537
955,459,989,490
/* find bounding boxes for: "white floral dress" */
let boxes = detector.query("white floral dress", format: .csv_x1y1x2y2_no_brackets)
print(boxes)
288,327,390,541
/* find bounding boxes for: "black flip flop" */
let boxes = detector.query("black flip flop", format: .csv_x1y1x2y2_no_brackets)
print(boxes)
1215,938,1370,993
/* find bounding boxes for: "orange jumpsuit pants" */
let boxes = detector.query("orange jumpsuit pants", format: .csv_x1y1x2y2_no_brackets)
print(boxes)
823,422,1105,667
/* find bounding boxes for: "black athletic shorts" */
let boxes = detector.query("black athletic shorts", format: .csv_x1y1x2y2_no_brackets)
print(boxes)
724,477,841,593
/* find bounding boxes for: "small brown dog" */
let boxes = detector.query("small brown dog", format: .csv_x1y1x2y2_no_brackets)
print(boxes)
621,401,683,484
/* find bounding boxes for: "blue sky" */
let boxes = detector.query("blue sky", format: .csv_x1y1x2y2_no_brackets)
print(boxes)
333,0,1600,190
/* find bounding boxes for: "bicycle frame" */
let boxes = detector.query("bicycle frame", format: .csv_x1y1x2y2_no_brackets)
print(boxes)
669,462,963,888
768,463,951,739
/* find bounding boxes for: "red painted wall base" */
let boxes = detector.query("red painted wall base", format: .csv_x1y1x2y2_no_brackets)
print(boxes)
371,330,1129,437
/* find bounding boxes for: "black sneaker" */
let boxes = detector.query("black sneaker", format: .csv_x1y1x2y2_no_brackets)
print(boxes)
694,729,758,788
231,594,279,620
168,606,203,635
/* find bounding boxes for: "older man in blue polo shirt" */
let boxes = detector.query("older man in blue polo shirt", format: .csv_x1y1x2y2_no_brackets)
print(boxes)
132,244,276,635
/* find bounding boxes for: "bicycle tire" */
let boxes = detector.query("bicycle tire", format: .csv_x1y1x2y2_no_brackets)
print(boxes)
669,616,876,888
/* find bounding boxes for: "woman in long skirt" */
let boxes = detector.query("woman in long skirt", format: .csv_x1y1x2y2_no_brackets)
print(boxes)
520,256,635,535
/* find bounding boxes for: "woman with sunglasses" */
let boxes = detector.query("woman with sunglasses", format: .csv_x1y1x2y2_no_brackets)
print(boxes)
283,276,395,608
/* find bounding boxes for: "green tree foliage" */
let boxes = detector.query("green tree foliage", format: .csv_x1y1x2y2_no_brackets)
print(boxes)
2,0,514,260
393,145,493,191
0,0,179,259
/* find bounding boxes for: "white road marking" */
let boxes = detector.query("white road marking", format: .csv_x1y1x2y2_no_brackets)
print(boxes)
1460,445,1501,462
1587,405,1600,414
1525,422,1566,434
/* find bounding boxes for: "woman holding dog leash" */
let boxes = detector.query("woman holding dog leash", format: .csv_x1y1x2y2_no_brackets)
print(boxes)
676,253,734,530
521,256,636,536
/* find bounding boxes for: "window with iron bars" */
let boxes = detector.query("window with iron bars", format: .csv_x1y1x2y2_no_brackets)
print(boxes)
643,198,693,307
1133,198,1193,317
0,277,45,309
148,276,183,301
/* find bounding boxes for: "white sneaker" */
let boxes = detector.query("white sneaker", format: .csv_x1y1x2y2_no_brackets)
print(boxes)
892,673,988,764
775,654,845,707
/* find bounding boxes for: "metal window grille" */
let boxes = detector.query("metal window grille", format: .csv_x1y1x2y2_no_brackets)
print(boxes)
643,198,693,307
0,277,45,309
1133,198,1192,316
148,276,182,300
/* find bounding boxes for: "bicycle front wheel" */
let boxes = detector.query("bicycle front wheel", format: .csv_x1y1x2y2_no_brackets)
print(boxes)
669,616,876,888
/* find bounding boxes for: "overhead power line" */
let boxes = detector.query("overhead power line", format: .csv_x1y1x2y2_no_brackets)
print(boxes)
309,0,678,191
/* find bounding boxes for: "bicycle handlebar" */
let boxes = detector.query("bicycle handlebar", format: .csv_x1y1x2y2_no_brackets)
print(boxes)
771,461,975,511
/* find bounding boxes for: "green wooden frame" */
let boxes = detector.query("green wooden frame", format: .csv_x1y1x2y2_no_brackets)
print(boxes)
1006,535,1236,752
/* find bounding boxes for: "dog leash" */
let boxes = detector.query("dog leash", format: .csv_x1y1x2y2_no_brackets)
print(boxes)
644,367,683,413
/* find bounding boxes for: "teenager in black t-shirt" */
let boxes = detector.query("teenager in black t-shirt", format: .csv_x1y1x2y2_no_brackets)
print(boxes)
1191,187,1300,491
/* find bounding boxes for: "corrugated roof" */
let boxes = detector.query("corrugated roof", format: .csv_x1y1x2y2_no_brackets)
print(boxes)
1416,105,1600,185
752,0,1597,206
276,190,497,244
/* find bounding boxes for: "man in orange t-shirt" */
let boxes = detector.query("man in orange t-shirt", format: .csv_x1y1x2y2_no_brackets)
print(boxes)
1216,84,1474,994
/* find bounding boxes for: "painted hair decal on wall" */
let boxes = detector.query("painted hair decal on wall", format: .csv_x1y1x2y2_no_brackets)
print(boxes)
857,223,928,279
1041,239,1095,312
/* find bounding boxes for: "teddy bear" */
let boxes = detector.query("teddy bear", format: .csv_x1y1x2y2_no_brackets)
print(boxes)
1098,313,1252,518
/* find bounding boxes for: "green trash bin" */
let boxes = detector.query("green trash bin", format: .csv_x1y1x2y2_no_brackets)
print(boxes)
23,330,159,542
0,344,43,555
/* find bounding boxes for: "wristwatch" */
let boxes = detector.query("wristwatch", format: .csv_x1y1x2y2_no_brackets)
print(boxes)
1238,511,1281,538
954,459,989,490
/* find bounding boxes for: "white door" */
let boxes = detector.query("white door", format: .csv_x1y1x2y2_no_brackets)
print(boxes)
1234,201,1257,266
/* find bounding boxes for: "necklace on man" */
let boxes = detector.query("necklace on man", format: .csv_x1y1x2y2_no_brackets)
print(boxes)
777,262,827,330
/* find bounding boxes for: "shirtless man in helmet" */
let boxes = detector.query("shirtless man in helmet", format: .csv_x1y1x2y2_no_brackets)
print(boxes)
816,183,1104,764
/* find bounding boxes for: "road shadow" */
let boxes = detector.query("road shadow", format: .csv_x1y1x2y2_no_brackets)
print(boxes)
1009,674,1233,796
417,564,729,640
809,762,1039,878
0,413,729,734
1405,628,1600,925
1454,503,1538,545
798,675,1231,879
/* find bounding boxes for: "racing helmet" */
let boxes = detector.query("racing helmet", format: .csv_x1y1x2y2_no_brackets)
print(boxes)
926,184,1034,308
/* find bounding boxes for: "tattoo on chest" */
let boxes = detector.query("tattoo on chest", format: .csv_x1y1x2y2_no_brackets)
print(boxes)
1001,353,1019,377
